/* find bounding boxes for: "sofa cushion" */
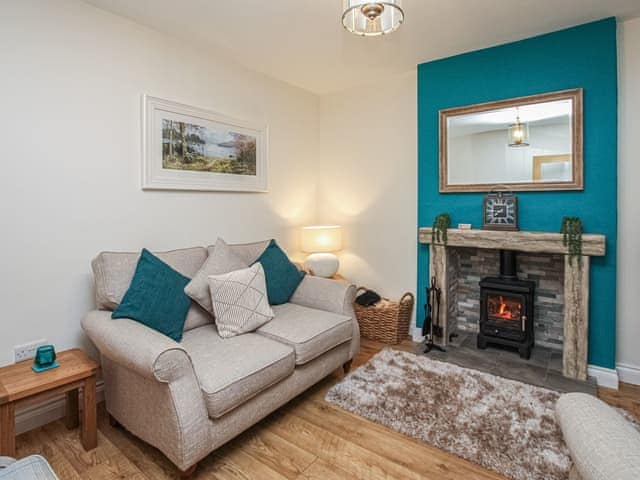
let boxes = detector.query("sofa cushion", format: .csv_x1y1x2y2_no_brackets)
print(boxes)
220,240,270,265
185,238,248,315
254,240,305,305
92,246,209,331
208,263,274,338
182,303,212,332
556,392,640,480
181,325,295,418
257,303,352,365
92,247,207,309
112,249,191,342
0,455,58,479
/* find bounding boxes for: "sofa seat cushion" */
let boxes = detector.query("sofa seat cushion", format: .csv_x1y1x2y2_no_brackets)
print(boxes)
181,325,295,418
257,303,352,365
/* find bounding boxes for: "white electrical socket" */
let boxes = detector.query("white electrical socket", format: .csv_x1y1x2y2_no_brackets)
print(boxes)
14,339,48,363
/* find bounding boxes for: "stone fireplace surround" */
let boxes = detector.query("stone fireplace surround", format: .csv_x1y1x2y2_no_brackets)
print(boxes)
419,228,606,380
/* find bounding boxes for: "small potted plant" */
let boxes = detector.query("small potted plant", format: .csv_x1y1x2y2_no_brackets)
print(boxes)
432,213,451,245
561,216,583,266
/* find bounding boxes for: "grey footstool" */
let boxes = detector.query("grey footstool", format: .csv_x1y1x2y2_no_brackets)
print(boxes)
0,456,58,480
556,392,640,480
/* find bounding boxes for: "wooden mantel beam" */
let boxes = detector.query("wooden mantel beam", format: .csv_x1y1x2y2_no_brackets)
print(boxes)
418,228,605,257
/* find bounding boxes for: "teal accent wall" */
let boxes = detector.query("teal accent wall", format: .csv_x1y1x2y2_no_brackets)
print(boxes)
417,18,618,369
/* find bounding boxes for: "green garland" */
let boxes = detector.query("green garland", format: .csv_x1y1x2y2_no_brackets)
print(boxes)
561,217,583,266
432,213,451,245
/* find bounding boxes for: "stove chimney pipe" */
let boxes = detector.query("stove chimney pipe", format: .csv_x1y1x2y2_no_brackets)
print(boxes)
499,250,518,280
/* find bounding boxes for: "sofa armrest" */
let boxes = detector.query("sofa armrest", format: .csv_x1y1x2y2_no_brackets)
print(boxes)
556,392,640,480
290,276,356,316
0,456,16,469
81,310,194,383
290,276,360,358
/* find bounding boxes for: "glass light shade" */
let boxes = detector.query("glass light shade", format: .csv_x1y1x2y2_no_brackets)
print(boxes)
342,1,404,36
301,225,343,253
508,117,530,147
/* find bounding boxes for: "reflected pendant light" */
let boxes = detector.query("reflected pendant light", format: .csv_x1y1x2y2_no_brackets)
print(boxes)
342,1,404,36
508,108,530,147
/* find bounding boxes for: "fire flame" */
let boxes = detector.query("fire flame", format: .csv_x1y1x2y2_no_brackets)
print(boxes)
491,296,522,320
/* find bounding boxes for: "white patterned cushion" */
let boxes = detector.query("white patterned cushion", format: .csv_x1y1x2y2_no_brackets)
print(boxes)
208,263,274,338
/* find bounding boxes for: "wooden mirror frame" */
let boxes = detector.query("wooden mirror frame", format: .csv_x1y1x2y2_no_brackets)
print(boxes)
439,89,583,193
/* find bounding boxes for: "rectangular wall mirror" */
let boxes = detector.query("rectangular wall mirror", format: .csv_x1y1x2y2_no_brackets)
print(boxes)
439,89,583,192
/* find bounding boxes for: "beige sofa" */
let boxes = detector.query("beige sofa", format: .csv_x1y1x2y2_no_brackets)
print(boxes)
556,392,640,480
82,244,359,476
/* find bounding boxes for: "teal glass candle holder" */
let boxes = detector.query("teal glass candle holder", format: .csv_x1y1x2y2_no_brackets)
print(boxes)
32,345,59,373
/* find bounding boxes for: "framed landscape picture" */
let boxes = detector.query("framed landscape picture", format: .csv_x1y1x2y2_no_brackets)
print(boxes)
142,95,268,192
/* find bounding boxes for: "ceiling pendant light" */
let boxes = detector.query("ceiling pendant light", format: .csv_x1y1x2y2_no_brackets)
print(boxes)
508,108,530,147
342,1,404,37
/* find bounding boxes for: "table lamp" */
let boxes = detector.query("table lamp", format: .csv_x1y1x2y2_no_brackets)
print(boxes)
301,225,343,277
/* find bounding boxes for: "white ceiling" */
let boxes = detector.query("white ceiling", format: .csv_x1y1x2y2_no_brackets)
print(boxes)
83,0,640,95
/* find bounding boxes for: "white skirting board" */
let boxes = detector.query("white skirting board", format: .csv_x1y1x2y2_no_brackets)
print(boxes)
411,326,424,343
587,365,619,390
617,363,640,386
15,381,105,435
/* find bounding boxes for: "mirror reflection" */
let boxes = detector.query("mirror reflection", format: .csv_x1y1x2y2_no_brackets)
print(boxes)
440,90,582,192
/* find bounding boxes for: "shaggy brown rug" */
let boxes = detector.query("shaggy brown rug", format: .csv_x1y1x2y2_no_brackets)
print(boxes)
326,349,571,480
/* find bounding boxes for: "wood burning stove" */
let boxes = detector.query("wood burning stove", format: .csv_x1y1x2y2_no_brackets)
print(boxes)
478,250,535,359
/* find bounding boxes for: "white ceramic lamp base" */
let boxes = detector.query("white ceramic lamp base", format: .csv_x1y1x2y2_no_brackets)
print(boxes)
304,253,339,278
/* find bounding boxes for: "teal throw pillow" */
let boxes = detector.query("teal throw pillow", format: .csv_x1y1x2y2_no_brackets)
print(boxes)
112,248,191,342
254,239,305,305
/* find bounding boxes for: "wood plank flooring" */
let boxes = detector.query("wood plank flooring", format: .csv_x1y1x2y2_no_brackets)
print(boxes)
14,339,640,479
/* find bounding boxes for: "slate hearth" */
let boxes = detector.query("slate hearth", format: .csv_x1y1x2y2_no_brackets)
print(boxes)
418,332,597,395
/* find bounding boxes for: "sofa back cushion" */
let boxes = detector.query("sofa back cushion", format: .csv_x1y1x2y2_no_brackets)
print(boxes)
92,246,207,309
92,246,210,332
215,240,270,265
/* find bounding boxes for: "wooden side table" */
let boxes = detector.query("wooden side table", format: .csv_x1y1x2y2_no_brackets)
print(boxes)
0,348,99,456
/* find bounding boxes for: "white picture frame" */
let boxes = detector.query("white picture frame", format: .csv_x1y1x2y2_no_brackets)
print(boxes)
141,95,268,192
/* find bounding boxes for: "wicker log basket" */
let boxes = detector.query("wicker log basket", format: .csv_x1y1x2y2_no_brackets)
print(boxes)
354,288,414,344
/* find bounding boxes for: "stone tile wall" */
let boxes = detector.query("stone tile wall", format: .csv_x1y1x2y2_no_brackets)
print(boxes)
453,247,565,350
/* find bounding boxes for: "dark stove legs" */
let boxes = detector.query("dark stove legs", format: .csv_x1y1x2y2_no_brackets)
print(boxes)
478,334,531,359
519,346,532,360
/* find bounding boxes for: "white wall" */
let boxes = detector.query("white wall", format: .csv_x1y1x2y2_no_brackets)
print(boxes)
449,124,572,185
316,71,417,318
0,0,318,366
617,17,640,382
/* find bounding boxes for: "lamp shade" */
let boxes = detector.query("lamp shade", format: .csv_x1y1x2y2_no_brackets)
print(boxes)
301,226,343,253
342,0,404,36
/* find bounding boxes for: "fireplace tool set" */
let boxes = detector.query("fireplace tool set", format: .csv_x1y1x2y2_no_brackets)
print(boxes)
422,276,447,353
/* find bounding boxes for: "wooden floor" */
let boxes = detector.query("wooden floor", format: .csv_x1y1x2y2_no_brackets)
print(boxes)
15,339,640,480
